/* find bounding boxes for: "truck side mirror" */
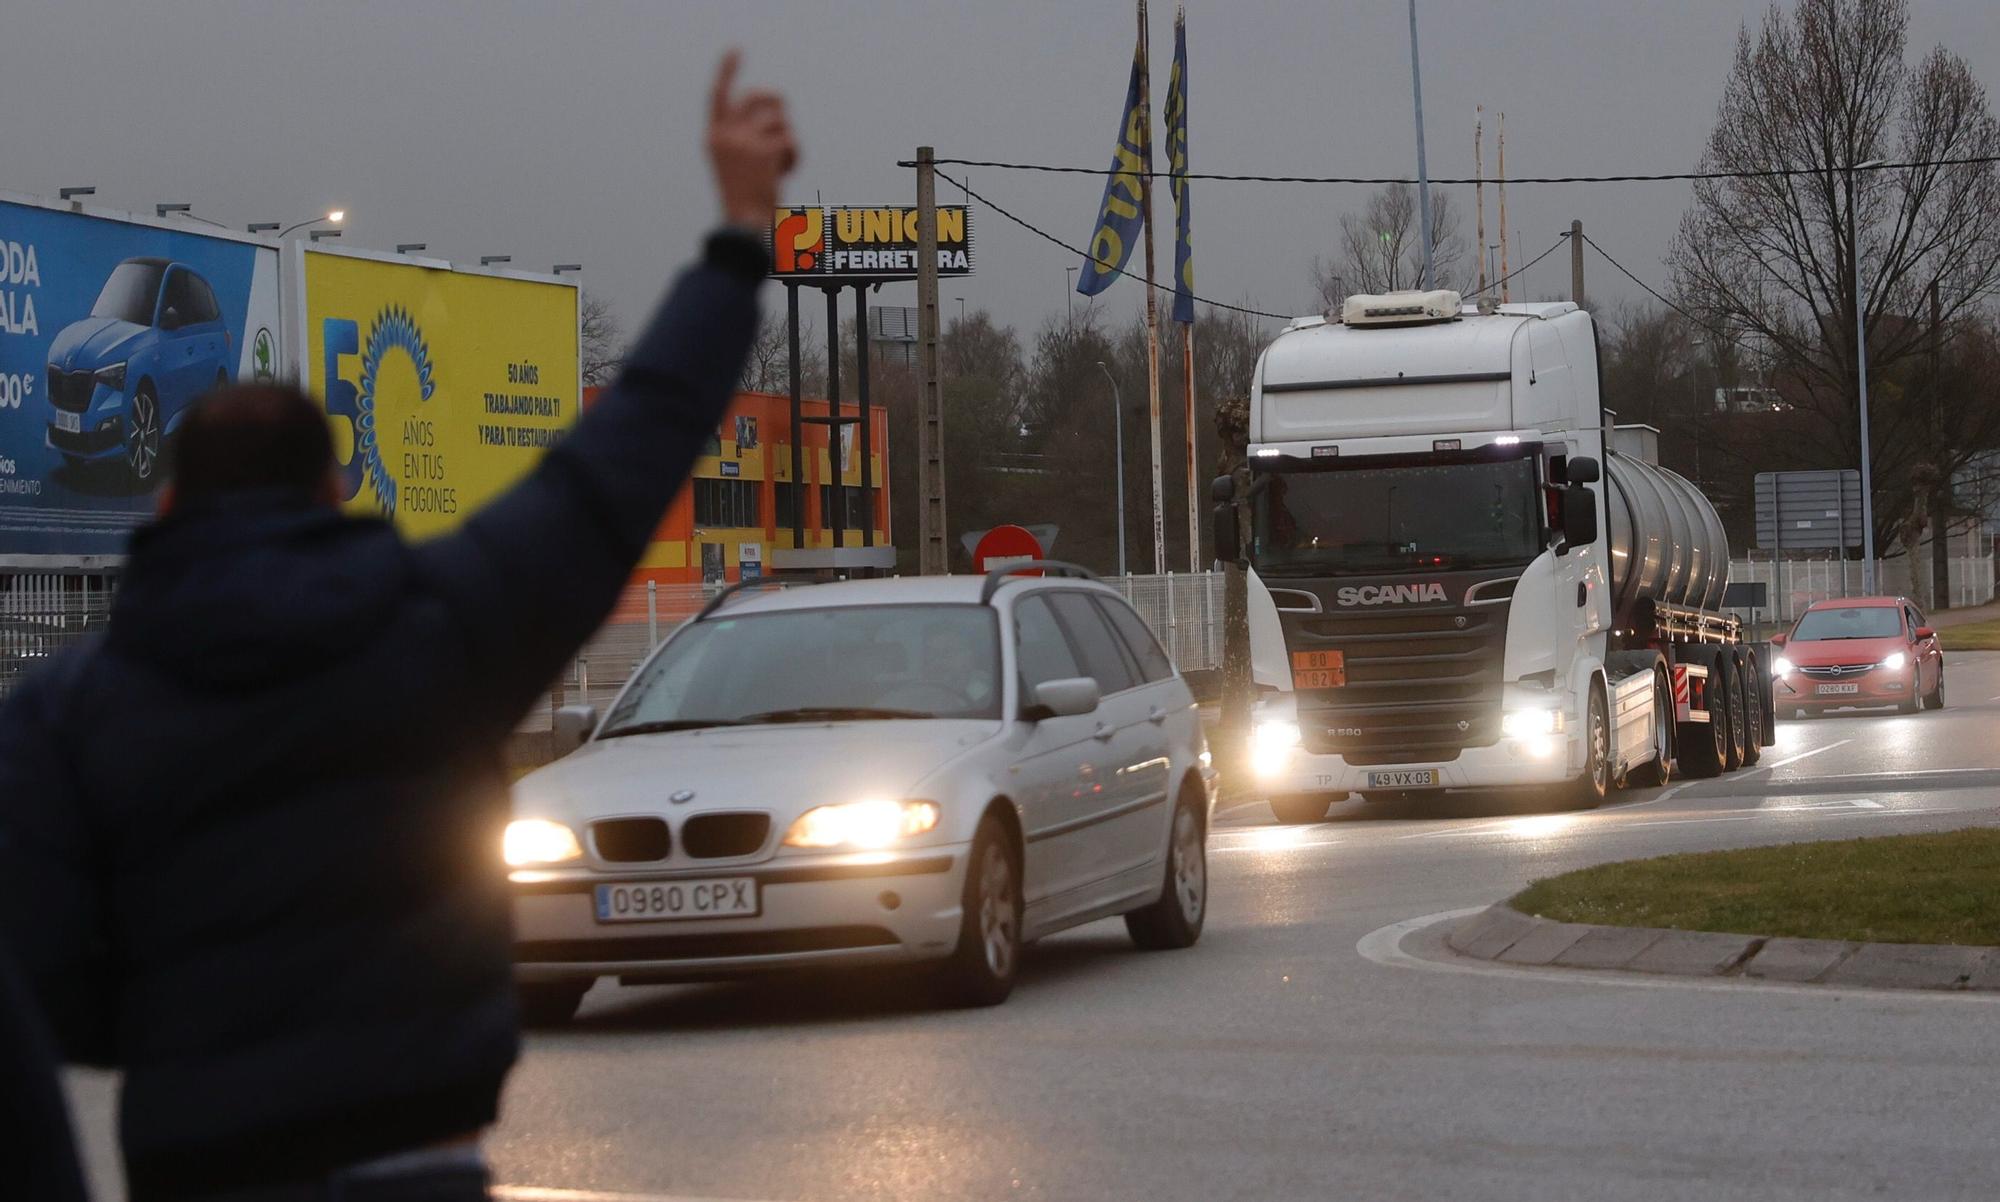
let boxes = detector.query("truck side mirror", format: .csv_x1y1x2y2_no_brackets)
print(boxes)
1209,474,1236,504
1564,455,1601,484
1212,503,1242,565
1560,484,1598,551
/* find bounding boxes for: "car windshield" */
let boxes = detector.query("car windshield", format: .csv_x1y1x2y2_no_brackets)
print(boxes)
1791,606,1904,641
601,603,1002,735
1252,455,1543,576
90,260,166,325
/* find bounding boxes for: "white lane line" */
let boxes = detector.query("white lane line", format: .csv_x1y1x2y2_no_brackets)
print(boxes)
1757,738,1853,771
1601,778,1697,811
497,1188,787,1202
1355,909,2000,1005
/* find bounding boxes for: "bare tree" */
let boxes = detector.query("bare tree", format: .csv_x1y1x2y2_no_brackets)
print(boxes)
1312,182,1465,305
579,295,625,389
741,312,790,393
1667,0,2000,548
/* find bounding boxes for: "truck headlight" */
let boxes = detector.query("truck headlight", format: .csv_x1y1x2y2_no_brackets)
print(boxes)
784,799,940,849
1250,719,1301,780
1501,707,1561,738
504,818,583,866
1879,651,1906,671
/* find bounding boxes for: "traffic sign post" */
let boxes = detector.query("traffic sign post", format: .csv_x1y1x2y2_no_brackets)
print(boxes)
973,525,1044,575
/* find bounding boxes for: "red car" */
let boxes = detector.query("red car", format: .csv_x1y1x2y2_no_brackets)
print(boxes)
1771,596,1944,716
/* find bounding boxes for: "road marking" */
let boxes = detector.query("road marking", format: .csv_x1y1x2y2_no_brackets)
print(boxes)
1355,909,2000,1005
497,1188,787,1202
1758,739,1852,771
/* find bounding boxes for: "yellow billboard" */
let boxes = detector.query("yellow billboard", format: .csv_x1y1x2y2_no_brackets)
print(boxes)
296,248,580,539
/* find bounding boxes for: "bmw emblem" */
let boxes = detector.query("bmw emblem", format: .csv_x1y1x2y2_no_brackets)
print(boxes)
669,789,696,804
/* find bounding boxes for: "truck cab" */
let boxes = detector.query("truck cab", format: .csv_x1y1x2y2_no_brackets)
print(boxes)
1232,290,1628,814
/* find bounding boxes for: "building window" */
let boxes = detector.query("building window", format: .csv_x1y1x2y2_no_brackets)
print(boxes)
693,478,759,528
774,482,807,531
819,485,876,531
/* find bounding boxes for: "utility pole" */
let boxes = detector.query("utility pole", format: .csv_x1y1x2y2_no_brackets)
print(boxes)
1497,113,1510,302
1407,0,1435,289
1570,219,1585,305
1474,107,1487,296
915,147,948,575
1846,160,1884,593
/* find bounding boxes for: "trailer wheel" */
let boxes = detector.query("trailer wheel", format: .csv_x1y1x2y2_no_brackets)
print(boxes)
1678,654,1728,779
1629,669,1674,787
1736,649,1764,765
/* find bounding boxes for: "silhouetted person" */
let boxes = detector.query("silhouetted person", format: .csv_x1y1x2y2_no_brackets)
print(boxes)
0,52,794,1202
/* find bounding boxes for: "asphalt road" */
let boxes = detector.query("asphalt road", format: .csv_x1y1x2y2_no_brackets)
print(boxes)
67,654,2000,1201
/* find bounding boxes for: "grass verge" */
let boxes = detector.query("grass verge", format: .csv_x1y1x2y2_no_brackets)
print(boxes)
1511,828,2000,946
1938,618,2000,651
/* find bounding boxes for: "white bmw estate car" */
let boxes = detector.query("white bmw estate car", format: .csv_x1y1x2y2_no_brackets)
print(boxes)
507,564,1213,1021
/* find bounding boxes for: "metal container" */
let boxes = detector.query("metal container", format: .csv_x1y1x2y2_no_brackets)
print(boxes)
1604,455,1731,618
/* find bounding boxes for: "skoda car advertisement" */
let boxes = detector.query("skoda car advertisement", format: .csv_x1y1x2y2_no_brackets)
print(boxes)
0,197,279,563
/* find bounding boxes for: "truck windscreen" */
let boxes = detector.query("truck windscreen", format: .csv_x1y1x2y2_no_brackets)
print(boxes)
1253,456,1543,576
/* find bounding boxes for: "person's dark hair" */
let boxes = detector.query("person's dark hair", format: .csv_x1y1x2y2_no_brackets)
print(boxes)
170,385,336,505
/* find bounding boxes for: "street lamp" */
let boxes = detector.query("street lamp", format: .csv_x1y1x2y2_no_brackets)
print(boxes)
1846,157,1887,593
1096,360,1128,577
277,210,345,237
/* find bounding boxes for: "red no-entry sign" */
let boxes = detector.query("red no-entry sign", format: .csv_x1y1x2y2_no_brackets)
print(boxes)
973,524,1043,574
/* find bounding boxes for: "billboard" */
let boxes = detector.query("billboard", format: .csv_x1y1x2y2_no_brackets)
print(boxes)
0,196,280,564
296,247,580,541
1754,469,1864,551
771,206,973,281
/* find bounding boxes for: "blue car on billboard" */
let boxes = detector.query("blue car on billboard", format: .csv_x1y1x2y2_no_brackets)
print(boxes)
44,257,234,483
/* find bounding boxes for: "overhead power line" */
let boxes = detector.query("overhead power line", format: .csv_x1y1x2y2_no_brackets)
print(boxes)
901,154,2000,187
1466,235,1570,299
932,168,1292,320
1578,233,1714,332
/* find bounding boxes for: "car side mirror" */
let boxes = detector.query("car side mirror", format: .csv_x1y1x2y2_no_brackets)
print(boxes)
1027,677,1100,720
1564,455,1601,484
1769,632,1788,647
160,306,182,330
1915,626,1935,641
552,704,598,755
1559,484,1598,553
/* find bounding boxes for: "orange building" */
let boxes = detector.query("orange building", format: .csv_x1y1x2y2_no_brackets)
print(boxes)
582,387,892,588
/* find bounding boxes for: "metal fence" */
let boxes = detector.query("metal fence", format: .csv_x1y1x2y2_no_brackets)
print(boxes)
1722,554,1996,626
0,575,115,698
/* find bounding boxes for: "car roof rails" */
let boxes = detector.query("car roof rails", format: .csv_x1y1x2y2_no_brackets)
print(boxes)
692,576,820,623
978,560,1102,605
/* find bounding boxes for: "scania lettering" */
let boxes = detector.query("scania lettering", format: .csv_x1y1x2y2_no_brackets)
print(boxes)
1215,287,1774,824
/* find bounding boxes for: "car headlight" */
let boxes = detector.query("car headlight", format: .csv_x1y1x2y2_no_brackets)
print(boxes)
1772,656,1795,677
1879,651,1906,671
1249,719,1301,780
504,818,583,866
784,799,941,849
93,362,127,391
1501,706,1561,739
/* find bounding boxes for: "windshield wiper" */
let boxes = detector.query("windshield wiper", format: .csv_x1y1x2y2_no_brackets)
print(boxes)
737,706,930,723
596,718,747,738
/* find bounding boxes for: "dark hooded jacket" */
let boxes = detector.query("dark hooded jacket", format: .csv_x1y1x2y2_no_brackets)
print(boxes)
0,231,763,1198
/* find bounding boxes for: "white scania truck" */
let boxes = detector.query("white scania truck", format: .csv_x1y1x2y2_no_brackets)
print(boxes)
1218,290,1775,822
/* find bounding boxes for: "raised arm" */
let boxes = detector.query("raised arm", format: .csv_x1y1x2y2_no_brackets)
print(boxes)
415,52,796,730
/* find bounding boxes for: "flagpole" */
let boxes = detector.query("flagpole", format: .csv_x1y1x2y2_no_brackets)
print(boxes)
1138,0,1166,576
1174,4,1199,574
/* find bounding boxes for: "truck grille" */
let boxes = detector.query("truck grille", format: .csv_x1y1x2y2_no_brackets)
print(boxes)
1290,607,1508,765
47,368,96,413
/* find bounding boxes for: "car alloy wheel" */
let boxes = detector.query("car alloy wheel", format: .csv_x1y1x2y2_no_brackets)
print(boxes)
128,386,162,481
1169,803,1205,927
974,840,1018,981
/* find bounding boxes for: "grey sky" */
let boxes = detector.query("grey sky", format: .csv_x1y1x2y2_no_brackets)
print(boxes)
6,1,1994,347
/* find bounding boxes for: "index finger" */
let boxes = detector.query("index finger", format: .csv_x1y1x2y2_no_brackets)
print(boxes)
710,49,742,123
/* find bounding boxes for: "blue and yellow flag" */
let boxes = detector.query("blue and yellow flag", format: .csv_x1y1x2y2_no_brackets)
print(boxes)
1076,26,1152,298
1166,8,1193,323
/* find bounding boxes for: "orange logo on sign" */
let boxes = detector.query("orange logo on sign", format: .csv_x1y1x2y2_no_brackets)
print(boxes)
772,207,824,273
